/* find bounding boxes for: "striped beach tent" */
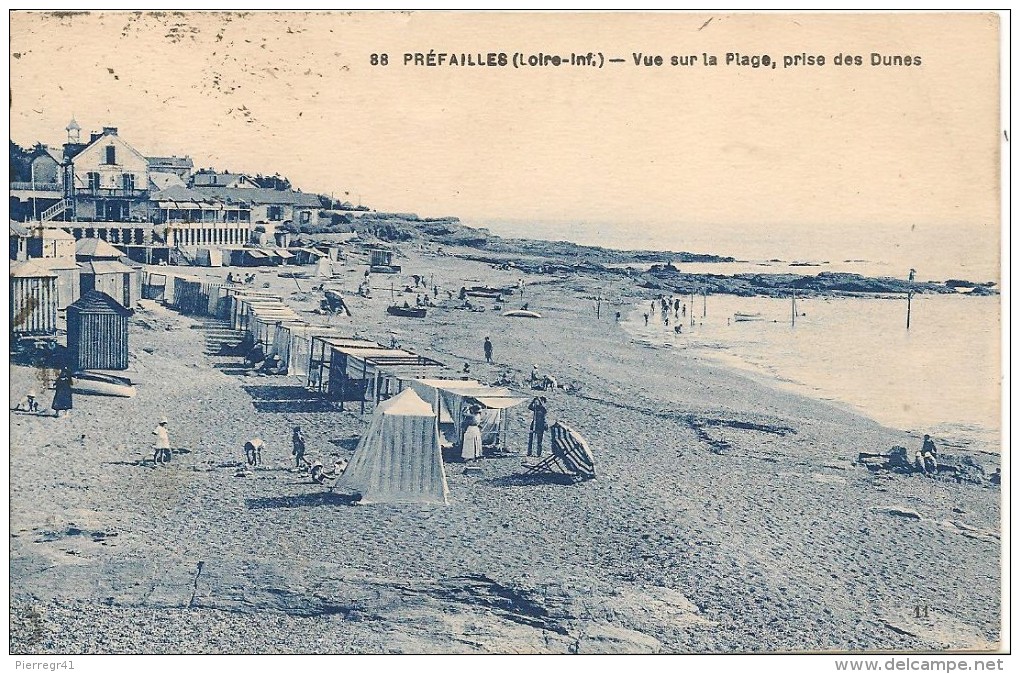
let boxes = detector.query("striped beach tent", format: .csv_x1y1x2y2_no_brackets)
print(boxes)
525,421,596,481
333,388,449,505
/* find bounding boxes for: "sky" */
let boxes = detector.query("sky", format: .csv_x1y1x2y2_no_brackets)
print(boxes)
9,11,1003,272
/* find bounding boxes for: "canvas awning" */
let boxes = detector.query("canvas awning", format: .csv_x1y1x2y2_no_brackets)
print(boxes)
472,396,527,409
275,249,295,259
246,249,270,258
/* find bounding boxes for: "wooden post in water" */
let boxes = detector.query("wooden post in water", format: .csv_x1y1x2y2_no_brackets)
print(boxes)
690,292,695,326
791,288,797,326
906,268,915,330
702,288,707,318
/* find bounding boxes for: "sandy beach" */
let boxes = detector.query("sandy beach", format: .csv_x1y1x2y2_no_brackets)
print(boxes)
9,246,1002,654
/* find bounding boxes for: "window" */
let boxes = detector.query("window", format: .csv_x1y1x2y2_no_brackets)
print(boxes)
87,172,100,190
122,174,135,191
267,205,284,220
300,210,311,224
105,145,116,165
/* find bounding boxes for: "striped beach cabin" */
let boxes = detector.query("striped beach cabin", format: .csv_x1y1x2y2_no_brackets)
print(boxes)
67,291,133,370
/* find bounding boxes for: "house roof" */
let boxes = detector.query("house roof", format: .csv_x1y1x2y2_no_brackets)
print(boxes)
192,172,252,187
153,185,321,208
79,260,136,276
76,237,127,260
67,290,133,316
10,260,58,278
147,155,193,169
9,221,31,238
31,257,79,271
149,172,187,191
37,226,76,241
31,145,64,165
71,129,148,167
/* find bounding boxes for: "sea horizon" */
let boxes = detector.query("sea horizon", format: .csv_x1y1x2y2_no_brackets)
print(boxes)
463,217,1002,285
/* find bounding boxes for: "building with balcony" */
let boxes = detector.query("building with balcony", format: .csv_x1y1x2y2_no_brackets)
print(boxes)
66,126,151,222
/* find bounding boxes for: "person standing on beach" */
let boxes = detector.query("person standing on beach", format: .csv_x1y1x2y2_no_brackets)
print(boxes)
461,405,484,462
152,418,171,465
527,396,549,457
643,313,649,326
51,367,73,418
483,337,494,364
292,426,309,469
920,435,938,475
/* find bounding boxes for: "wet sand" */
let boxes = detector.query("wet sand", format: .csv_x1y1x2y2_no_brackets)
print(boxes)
9,246,1002,653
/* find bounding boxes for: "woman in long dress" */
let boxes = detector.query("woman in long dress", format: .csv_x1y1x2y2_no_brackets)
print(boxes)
51,367,73,418
460,405,484,462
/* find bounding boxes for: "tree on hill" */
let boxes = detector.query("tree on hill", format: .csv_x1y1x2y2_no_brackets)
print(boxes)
9,140,32,182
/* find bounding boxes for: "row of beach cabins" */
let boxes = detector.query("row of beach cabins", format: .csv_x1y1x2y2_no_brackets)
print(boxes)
158,272,526,456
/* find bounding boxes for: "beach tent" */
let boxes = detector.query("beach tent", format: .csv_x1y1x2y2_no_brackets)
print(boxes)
334,388,449,505
524,421,596,482
315,257,332,277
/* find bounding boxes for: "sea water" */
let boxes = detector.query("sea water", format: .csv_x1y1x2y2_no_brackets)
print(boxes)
473,218,1003,453
623,293,1001,454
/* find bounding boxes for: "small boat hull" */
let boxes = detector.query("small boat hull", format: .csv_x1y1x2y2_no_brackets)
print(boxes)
733,312,764,322
503,310,542,318
387,306,427,318
72,372,137,398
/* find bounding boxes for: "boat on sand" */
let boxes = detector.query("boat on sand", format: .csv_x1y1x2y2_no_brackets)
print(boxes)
72,371,137,398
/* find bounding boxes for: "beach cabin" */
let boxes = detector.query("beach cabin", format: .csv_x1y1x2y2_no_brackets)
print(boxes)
307,336,445,412
194,247,224,267
172,276,222,316
406,378,526,455
142,271,168,302
79,260,142,308
248,304,301,348
75,237,127,262
271,324,344,377
28,226,77,260
10,260,59,338
66,291,133,370
307,336,383,397
10,221,30,261
369,247,400,273
33,257,81,310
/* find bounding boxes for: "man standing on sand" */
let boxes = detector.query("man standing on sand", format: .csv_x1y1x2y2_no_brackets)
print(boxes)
527,396,549,457
483,337,494,364
152,418,171,465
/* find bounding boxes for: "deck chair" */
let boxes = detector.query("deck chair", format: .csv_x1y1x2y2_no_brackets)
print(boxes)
522,421,596,482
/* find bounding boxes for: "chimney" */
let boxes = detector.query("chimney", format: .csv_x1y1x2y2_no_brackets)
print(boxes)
102,126,118,136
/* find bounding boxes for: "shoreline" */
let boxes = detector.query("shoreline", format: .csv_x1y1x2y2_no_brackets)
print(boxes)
9,245,1002,653
618,299,1001,458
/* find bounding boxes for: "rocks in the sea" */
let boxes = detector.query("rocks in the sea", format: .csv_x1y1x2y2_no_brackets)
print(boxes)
857,447,994,486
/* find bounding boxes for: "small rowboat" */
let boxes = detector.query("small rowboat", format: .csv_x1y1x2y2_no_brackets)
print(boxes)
503,310,542,319
387,305,427,318
72,371,137,398
733,312,764,322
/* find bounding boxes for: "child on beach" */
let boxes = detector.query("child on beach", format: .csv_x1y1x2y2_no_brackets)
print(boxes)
152,418,171,465
244,438,264,468
292,426,309,469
